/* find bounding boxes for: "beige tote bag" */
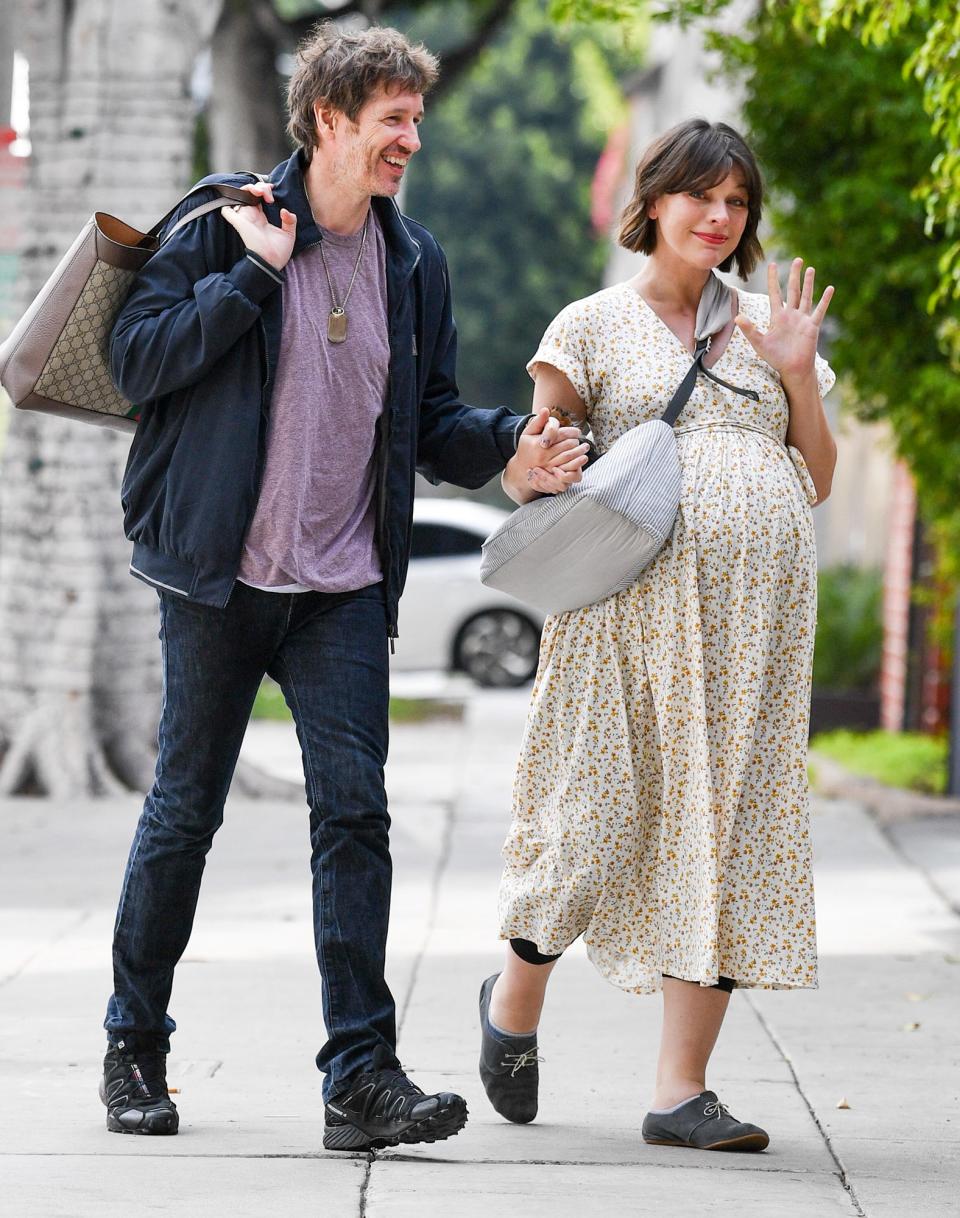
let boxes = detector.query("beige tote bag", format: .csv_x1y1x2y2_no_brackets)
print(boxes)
0,182,256,431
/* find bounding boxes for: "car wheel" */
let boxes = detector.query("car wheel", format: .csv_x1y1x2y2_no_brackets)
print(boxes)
453,609,541,688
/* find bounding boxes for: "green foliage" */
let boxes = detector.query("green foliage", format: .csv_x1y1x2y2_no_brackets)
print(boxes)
404,1,628,411
811,729,948,794
813,566,883,691
786,1,960,310
252,679,460,722
579,0,960,304
711,14,960,579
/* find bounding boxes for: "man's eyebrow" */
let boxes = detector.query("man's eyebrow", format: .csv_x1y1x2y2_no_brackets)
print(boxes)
381,105,425,119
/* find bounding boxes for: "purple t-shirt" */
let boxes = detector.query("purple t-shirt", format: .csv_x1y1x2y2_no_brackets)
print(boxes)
238,212,389,592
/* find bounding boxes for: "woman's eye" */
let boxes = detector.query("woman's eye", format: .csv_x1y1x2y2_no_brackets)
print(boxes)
689,191,705,200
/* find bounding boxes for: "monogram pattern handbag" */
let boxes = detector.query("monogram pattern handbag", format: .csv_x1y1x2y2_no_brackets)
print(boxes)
0,180,257,430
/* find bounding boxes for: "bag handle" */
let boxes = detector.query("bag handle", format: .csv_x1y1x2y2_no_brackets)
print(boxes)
152,174,267,245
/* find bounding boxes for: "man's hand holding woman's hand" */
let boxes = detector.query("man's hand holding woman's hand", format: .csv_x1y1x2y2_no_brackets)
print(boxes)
220,181,297,272
502,408,590,505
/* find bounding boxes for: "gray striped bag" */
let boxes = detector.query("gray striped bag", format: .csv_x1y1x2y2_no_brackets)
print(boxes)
479,274,759,614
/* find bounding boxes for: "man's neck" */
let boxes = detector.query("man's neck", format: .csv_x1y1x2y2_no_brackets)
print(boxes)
303,155,373,236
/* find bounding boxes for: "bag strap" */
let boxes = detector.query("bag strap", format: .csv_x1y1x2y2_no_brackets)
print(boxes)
660,339,760,427
152,172,267,244
660,338,711,428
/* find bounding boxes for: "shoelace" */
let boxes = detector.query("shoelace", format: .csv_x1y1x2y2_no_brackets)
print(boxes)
501,1047,545,1078
112,1051,168,1101
703,1098,731,1120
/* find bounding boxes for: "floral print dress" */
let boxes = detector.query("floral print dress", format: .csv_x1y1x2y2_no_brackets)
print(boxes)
498,282,836,994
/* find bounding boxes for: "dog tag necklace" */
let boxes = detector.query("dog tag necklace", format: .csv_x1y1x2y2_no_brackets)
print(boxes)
319,212,369,344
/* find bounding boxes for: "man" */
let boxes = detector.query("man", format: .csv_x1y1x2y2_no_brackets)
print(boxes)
100,22,586,1151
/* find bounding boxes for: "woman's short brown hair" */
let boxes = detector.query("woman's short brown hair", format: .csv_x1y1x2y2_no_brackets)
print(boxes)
618,119,764,278
286,22,439,162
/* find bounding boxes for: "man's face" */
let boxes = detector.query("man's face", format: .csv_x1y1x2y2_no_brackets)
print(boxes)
324,85,424,199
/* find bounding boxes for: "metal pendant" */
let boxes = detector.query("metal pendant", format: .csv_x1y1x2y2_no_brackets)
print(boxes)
327,307,347,344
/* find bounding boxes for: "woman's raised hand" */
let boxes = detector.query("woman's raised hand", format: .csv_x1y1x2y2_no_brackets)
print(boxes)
735,259,834,384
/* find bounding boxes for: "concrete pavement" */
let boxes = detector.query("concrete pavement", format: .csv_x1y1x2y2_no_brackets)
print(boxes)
1,688,958,1217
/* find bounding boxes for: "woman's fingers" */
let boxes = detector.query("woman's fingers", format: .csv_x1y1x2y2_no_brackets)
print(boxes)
799,265,815,313
545,442,589,470
786,257,803,309
767,261,783,314
812,283,835,324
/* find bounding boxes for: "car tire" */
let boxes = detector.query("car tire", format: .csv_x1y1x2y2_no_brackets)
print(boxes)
453,609,541,688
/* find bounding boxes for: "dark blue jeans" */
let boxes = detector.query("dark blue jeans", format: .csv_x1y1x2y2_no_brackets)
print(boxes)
105,581,395,1100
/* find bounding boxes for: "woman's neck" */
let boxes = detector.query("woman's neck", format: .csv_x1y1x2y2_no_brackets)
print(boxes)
631,250,712,314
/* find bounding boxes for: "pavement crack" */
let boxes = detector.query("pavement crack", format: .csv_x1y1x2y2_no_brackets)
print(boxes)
395,798,456,1037
745,993,867,1217
871,814,960,921
358,1155,372,1216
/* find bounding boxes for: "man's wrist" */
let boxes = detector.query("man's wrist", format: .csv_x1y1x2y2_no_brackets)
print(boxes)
502,455,539,505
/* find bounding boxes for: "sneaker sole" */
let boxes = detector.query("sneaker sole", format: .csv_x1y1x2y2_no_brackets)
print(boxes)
323,1097,469,1152
104,1107,180,1135
643,1132,769,1152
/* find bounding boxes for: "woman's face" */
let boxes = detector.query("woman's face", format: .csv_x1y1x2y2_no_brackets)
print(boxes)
647,170,750,270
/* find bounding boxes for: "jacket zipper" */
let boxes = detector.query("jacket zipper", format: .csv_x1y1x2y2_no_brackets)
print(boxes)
378,203,421,649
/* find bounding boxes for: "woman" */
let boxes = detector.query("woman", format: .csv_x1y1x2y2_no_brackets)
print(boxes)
480,118,836,1152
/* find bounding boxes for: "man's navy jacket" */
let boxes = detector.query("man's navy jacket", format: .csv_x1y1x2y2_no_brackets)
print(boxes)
110,151,524,638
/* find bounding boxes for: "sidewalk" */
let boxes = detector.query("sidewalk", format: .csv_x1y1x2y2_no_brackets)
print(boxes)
1,689,958,1217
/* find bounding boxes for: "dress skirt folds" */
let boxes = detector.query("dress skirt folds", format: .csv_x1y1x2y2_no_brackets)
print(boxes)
498,285,836,994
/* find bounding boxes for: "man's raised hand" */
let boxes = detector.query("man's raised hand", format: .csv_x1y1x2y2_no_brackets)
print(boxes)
220,181,297,272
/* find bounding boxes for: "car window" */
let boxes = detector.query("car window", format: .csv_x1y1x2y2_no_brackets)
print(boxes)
410,522,483,559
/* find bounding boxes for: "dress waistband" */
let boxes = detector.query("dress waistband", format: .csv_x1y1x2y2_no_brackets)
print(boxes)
674,418,783,445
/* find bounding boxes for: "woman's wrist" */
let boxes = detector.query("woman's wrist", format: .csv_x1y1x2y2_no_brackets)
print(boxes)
779,365,819,396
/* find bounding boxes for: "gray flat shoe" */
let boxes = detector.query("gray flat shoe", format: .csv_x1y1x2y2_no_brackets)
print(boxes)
642,1090,769,1152
478,973,542,1124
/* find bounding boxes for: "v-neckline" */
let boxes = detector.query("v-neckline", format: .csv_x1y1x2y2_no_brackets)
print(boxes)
625,282,739,371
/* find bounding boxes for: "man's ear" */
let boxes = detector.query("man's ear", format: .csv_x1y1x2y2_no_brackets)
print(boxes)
314,101,339,144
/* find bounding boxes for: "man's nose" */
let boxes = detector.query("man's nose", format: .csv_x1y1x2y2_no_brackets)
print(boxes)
398,124,421,153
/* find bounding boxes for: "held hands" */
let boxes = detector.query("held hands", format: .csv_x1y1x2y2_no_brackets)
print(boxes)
220,181,297,272
503,407,590,504
736,259,834,386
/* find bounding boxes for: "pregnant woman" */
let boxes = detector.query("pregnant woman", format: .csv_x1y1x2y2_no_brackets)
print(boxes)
481,118,836,1152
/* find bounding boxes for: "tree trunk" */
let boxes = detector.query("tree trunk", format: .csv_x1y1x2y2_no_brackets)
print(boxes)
208,0,289,176
0,0,222,797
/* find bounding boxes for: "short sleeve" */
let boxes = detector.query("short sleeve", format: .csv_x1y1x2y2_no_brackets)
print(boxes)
526,302,592,409
815,350,836,399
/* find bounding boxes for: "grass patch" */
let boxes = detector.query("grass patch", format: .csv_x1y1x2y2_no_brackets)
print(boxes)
252,680,462,724
810,729,948,795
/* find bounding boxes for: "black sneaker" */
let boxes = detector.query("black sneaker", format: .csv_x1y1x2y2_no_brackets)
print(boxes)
478,973,542,1124
99,1037,179,1135
323,1045,468,1152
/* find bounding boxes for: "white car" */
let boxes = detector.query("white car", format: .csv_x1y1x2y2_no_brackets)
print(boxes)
393,498,544,687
